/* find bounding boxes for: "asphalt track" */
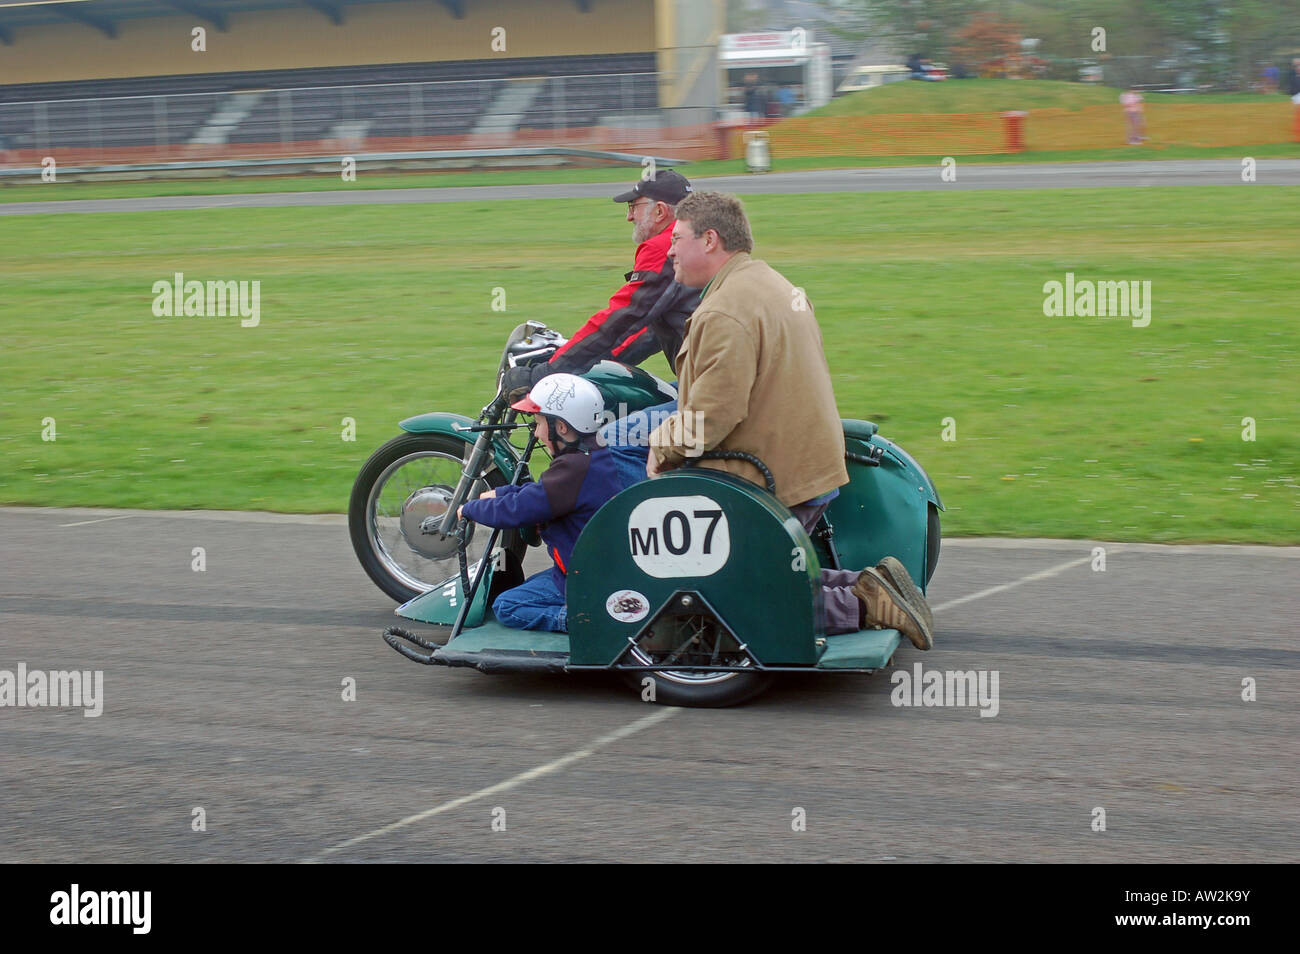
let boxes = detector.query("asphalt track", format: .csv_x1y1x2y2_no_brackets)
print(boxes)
2,505,1295,863
3,159,1298,216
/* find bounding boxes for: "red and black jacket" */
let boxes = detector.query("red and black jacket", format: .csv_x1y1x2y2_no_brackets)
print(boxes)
545,223,700,377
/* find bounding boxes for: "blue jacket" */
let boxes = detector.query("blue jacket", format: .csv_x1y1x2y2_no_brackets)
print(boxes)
461,446,626,591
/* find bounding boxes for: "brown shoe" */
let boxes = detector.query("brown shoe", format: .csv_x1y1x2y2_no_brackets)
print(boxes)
876,556,933,632
852,568,933,651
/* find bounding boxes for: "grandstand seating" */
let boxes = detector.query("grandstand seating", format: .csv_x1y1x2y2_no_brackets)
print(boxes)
520,73,657,130
0,53,657,152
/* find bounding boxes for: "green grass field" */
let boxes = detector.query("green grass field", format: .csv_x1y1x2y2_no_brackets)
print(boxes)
2,187,1296,542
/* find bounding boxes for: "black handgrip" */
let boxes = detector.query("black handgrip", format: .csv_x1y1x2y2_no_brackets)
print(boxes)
846,447,883,467
685,450,776,494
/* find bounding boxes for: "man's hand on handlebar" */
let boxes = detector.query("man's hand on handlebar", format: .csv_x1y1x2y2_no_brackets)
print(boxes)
502,365,541,404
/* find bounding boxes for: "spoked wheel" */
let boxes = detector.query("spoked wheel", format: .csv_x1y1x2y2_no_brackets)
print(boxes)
621,611,773,708
348,433,522,604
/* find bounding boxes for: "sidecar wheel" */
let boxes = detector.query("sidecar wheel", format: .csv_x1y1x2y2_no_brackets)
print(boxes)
348,433,523,604
624,668,774,708
619,619,773,708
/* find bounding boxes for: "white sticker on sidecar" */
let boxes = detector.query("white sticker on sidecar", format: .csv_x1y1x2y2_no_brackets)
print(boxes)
606,589,650,623
627,496,730,578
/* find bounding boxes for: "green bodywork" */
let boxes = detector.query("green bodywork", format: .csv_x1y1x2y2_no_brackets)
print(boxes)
823,419,943,594
393,418,932,675
566,468,824,667
395,558,496,627
580,361,677,417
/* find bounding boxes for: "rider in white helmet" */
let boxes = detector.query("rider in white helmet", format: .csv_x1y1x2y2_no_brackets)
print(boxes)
458,373,631,632
509,372,607,456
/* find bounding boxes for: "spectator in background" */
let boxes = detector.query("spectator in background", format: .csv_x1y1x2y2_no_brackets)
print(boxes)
743,72,763,119
776,84,795,116
1120,87,1146,145
1287,58,1300,101
1261,63,1279,94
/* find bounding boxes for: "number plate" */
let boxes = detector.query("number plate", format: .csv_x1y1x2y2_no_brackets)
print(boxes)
626,496,730,578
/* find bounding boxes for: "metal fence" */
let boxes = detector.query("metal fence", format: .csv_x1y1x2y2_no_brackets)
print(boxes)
0,72,662,159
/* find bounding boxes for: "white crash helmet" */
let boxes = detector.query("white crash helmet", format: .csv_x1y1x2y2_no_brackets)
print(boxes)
511,373,606,435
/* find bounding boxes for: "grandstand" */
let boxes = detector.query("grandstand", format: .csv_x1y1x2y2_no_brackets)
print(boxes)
0,0,721,165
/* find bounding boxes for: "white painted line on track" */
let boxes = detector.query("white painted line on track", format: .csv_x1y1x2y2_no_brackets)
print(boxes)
931,554,1094,614
305,706,680,862
58,515,134,527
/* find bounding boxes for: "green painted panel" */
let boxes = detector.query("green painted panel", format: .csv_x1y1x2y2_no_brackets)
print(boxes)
822,435,932,590
816,628,901,669
395,561,494,627
566,470,822,667
442,622,570,655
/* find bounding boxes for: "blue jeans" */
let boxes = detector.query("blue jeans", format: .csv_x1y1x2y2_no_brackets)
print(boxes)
492,568,568,632
598,397,678,487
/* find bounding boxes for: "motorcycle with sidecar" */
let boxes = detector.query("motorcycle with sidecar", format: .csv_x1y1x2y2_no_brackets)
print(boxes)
349,321,943,707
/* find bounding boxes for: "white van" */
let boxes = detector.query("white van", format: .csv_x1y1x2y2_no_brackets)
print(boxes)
836,64,913,93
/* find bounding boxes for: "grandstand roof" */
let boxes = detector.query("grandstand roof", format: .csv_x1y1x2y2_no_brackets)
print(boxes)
0,0,592,44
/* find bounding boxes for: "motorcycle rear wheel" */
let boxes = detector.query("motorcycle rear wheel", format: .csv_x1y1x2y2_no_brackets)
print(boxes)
348,433,523,604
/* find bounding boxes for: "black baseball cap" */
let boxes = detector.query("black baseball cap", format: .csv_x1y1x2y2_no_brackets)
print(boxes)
612,168,692,204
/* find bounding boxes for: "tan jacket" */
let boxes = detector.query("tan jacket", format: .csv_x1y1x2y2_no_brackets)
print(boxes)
648,252,848,507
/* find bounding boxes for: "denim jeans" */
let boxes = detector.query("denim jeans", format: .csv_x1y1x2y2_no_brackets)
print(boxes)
597,397,678,487
492,568,568,633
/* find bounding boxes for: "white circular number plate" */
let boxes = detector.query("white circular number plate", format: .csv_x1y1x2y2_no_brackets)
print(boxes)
627,495,730,578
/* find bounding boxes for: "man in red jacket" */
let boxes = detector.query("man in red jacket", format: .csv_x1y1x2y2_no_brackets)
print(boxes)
503,169,701,399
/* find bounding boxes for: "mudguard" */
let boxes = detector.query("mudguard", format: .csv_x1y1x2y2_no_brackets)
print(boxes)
398,411,522,480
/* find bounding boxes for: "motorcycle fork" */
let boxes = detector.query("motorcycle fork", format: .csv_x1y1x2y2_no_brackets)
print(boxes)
434,409,523,538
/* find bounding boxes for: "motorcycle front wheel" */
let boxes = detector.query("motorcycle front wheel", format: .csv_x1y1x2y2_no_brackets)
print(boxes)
348,433,524,604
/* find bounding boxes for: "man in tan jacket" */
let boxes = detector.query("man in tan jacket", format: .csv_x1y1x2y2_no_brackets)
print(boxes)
647,192,934,649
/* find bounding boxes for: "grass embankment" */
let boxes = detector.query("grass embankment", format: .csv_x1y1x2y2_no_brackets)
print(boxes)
2,187,1296,542
805,79,1281,117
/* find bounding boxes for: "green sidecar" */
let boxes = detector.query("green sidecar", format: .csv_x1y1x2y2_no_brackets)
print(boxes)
355,321,942,707
382,421,942,709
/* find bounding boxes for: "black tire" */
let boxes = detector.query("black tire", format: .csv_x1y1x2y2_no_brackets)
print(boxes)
925,502,941,587
348,432,523,604
924,502,941,587
621,669,774,708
